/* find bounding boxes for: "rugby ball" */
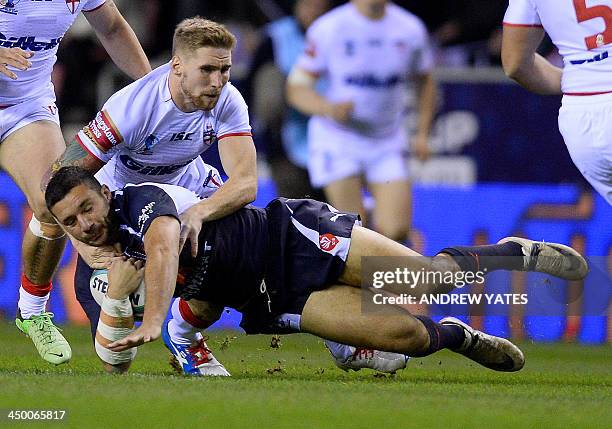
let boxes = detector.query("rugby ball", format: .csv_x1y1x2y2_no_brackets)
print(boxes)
89,269,145,320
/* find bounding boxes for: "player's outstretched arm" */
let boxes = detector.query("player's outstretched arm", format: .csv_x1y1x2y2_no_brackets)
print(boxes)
107,217,180,352
84,0,151,80
413,72,437,161
502,25,562,95
96,258,144,373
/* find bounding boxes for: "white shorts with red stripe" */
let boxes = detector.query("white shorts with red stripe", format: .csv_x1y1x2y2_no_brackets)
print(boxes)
559,92,612,204
0,91,59,142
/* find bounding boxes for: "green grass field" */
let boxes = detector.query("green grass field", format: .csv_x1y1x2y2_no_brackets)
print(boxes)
0,321,610,429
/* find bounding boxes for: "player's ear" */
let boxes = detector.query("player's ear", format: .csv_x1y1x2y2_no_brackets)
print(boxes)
171,55,182,75
101,185,112,201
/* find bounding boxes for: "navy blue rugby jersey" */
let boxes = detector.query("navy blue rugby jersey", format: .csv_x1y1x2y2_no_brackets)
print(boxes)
109,182,200,259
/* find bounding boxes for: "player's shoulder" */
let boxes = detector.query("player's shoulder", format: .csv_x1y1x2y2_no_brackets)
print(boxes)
308,3,352,35
215,81,248,112
123,183,200,214
104,63,169,111
387,4,428,34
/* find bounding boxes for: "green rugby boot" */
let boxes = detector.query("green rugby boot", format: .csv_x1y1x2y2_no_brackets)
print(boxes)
16,311,72,365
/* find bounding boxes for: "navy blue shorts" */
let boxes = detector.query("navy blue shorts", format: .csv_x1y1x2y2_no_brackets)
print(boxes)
187,198,360,334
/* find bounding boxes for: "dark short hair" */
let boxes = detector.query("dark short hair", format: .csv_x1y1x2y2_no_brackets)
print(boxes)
45,167,102,212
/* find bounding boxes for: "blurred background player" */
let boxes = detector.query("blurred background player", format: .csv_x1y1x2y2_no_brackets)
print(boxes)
246,0,330,200
286,0,437,243
0,0,150,365
502,0,612,204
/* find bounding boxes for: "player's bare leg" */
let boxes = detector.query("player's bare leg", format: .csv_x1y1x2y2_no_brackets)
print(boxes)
323,175,368,226
162,298,230,376
369,179,412,243
315,225,589,371
321,175,412,370
339,226,588,294
0,121,71,364
301,285,525,372
339,226,458,296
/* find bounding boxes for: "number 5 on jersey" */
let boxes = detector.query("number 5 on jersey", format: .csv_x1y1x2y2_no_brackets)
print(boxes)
573,0,612,49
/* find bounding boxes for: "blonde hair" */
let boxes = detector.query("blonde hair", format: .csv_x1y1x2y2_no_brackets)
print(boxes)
172,17,236,55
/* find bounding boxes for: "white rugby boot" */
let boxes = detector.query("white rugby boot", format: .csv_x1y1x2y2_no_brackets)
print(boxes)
325,340,409,373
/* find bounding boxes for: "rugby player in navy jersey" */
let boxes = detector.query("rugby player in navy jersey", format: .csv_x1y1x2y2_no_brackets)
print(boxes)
45,167,588,374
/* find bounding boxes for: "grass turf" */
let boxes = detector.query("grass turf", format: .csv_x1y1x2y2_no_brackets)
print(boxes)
0,321,610,429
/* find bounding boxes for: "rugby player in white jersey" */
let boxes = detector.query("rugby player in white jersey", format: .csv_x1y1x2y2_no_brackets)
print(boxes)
46,17,258,376
0,0,150,365
287,0,436,239
502,0,612,204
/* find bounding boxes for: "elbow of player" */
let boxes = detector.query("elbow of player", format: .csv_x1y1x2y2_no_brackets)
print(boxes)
242,179,257,205
501,54,523,81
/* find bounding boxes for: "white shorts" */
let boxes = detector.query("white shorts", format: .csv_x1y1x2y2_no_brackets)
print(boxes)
307,118,410,188
559,93,612,204
95,156,224,199
0,92,59,142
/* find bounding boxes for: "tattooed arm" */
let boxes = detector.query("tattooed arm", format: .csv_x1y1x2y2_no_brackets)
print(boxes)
42,137,117,267
41,136,105,192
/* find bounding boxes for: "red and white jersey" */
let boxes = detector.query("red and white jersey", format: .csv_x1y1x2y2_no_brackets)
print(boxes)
504,0,612,94
295,2,433,137
77,62,251,189
0,0,106,105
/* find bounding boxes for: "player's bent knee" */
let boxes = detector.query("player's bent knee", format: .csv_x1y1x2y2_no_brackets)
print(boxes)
28,214,66,240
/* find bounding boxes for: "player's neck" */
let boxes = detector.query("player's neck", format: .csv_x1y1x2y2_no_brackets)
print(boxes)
353,2,386,20
168,72,198,113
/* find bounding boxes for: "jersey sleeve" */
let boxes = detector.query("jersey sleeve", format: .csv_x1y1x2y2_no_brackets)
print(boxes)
503,0,542,27
216,84,252,141
82,0,107,12
75,88,140,163
294,18,330,76
122,185,182,236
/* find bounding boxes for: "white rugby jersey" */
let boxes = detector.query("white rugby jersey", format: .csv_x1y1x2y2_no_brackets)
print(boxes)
504,0,612,94
295,2,433,137
77,62,251,190
0,0,105,105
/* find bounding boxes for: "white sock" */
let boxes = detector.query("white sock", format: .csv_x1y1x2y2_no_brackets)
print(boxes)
167,298,200,345
18,286,49,319
325,340,356,360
